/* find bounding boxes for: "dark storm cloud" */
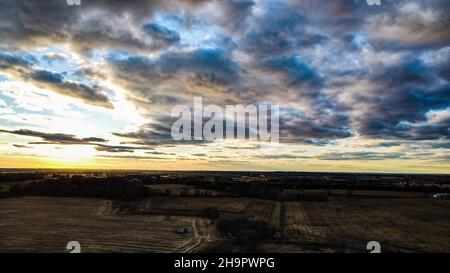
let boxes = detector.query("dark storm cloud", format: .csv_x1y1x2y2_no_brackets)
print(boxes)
317,151,406,161
87,0,213,17
147,94,184,105
112,107,347,147
1,0,449,147
192,153,206,157
41,53,67,63
261,55,323,89
96,154,169,160
106,48,243,110
217,0,255,31
301,139,338,146
12,144,32,149
426,47,450,81
160,48,242,85
431,142,450,149
113,115,211,146
0,1,75,47
371,58,436,88
0,52,113,108
142,22,180,48
365,0,450,49
82,137,107,143
109,48,241,86
0,129,106,144
0,0,213,52
223,144,261,150
94,145,134,153
0,128,160,153
233,1,356,143
241,2,307,57
278,107,352,143
350,55,450,140
377,141,403,148
357,113,450,141
0,52,34,68
257,154,308,160
223,0,255,18
30,70,114,109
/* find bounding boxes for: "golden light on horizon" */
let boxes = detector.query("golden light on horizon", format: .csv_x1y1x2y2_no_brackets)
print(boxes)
33,145,97,168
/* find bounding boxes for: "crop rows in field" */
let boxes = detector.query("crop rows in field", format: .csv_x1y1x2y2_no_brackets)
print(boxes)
243,201,280,228
141,197,253,214
284,203,318,238
145,184,224,197
141,197,281,227
0,197,207,253
284,198,450,252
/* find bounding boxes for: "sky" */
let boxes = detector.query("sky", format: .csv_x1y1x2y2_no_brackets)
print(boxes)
0,0,449,173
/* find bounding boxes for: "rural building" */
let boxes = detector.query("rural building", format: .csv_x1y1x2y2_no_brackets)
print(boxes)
176,227,189,234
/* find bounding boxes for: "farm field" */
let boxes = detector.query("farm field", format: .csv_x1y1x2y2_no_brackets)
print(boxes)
1,194,449,253
132,195,450,252
330,189,426,199
141,197,254,214
139,197,280,225
0,180,39,192
283,197,450,252
0,197,212,253
145,184,224,196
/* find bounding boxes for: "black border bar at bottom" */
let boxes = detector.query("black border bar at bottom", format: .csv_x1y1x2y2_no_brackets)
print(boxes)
0,253,447,273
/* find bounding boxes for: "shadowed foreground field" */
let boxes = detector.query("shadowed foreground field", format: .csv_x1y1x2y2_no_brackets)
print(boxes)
138,195,450,252
279,197,450,252
0,197,212,253
1,171,449,253
1,195,449,253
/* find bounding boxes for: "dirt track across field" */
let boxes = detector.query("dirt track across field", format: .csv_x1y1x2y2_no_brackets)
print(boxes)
0,197,212,253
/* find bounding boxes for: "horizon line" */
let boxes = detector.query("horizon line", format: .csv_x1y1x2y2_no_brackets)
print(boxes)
0,167,449,176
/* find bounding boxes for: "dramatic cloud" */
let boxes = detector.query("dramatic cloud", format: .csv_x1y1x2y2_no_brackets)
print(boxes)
142,22,180,48
113,115,211,146
12,144,32,149
0,129,107,145
0,0,449,171
0,52,113,108
317,152,406,161
30,70,114,109
366,1,450,48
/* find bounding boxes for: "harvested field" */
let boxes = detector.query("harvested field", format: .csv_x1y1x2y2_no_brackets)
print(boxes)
141,197,253,214
261,242,336,253
0,197,212,253
283,197,450,252
285,202,318,238
146,184,224,196
1,194,449,253
331,189,426,199
243,201,280,227
140,197,280,227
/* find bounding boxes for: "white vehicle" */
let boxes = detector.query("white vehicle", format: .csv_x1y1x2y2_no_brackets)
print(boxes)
433,193,450,200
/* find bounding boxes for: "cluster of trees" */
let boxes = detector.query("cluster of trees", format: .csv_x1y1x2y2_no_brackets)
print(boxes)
3,171,448,201
150,188,224,198
216,217,275,252
0,186,7,198
9,177,149,201
177,181,330,201
199,207,221,223
278,190,328,202
181,175,450,196
0,172,44,182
